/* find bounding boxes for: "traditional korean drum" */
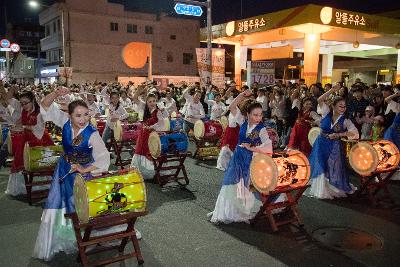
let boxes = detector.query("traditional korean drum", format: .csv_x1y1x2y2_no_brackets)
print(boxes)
73,168,146,223
194,120,223,141
218,116,228,131
341,139,358,159
266,128,279,150
148,131,189,158
127,112,139,123
114,121,142,142
308,127,321,147
23,143,63,172
250,150,311,194
169,118,184,131
349,140,400,176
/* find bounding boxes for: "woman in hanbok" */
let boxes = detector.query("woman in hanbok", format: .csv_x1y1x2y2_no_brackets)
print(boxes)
216,97,253,171
287,97,321,156
131,89,169,179
307,87,359,199
384,112,400,148
6,90,54,196
209,89,273,224
33,87,111,260
101,91,128,143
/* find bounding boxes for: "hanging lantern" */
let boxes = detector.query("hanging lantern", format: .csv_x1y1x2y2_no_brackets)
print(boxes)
122,42,151,69
250,150,311,195
349,140,400,176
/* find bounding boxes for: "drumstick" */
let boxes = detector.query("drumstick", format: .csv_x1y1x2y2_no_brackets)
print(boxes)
59,169,75,184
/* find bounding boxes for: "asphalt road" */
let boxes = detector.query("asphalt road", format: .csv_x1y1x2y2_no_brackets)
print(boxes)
0,143,399,267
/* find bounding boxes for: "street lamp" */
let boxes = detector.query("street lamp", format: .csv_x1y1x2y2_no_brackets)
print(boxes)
27,0,49,84
28,1,40,9
28,1,50,9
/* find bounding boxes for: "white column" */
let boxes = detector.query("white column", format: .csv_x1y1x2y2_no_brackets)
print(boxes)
321,54,334,86
303,33,320,86
397,49,400,84
234,43,241,86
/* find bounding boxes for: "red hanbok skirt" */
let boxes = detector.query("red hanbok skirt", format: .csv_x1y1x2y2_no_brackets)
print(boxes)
220,125,240,152
288,121,312,156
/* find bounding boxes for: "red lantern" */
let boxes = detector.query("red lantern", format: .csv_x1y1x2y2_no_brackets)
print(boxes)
122,42,151,69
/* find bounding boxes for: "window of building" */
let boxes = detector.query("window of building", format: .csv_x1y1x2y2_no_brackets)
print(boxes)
170,35,176,40
59,49,63,62
46,51,50,62
110,22,119,31
167,52,173,63
183,53,193,65
26,31,32,37
127,24,137,33
57,19,61,32
53,21,57,33
145,25,153,34
45,25,50,37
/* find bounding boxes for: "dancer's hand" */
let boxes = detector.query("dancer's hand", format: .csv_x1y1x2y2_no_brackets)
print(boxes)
328,133,339,139
240,143,252,150
71,164,86,173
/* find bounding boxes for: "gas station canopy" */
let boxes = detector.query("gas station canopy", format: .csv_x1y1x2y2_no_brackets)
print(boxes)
201,4,400,85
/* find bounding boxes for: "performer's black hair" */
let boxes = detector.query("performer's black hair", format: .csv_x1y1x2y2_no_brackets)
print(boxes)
68,100,89,115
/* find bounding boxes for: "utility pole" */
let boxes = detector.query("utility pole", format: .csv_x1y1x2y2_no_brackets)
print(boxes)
174,0,212,84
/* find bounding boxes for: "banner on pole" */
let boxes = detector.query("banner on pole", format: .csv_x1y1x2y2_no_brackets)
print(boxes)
195,48,225,89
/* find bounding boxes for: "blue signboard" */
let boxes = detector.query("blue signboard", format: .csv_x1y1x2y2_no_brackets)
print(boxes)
174,3,203,17
0,39,10,48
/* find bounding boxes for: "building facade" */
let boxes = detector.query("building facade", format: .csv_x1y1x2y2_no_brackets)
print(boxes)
39,0,200,84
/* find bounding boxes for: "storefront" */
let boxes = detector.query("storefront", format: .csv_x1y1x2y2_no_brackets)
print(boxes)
40,65,59,84
201,4,400,86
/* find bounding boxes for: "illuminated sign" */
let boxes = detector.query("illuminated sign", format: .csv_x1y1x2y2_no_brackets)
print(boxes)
174,3,203,17
237,17,268,33
10,43,20,53
320,7,366,27
41,68,58,76
335,11,366,26
0,39,10,48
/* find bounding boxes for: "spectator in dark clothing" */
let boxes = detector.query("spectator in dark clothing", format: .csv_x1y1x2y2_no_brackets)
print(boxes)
348,86,371,119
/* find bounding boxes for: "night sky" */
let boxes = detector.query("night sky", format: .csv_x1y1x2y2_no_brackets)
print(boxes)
1,0,400,36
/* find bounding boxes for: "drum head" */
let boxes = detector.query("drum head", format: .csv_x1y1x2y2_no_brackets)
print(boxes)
250,153,279,194
73,174,89,223
90,118,97,127
219,116,228,131
23,143,30,171
373,140,400,173
308,127,321,147
148,132,161,158
275,150,310,188
164,118,170,132
349,142,378,176
194,120,205,140
113,120,122,141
